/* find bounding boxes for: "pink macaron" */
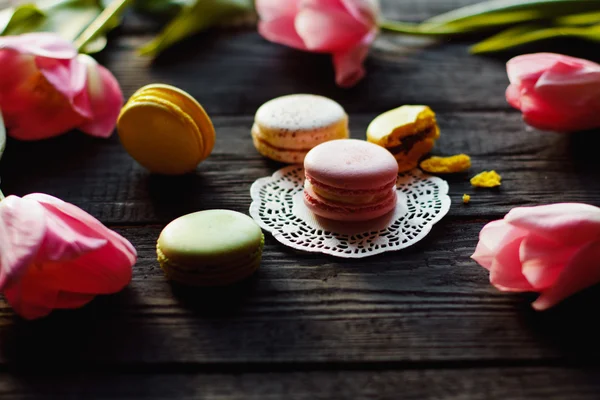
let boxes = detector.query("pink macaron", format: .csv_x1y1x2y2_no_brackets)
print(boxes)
303,139,399,222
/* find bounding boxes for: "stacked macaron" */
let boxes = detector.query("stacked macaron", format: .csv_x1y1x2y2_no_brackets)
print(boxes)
157,210,264,286
252,94,349,164
117,84,216,175
303,139,399,222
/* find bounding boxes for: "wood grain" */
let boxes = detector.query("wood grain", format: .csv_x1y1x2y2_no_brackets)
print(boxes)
94,32,513,115
2,0,600,397
1,367,599,399
0,223,599,368
2,112,599,224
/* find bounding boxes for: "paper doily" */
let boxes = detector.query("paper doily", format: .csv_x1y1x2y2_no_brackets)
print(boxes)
249,166,450,258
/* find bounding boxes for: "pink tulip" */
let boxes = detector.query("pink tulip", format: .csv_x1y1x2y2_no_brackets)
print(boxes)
506,53,600,132
256,0,379,87
0,193,136,319
0,33,123,141
472,203,600,311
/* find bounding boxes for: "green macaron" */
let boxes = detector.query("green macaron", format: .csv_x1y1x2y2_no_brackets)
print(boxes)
157,210,264,286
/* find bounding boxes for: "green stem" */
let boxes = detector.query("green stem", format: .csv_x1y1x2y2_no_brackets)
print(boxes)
74,0,131,52
379,20,463,36
0,189,5,202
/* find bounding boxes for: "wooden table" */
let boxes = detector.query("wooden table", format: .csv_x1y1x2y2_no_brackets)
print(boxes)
1,0,600,398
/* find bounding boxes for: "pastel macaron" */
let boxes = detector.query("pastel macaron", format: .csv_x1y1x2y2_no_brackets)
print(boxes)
252,94,349,164
367,105,440,172
117,84,216,175
303,139,399,222
157,210,264,286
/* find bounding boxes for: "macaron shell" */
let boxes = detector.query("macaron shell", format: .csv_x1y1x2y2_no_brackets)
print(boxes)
118,98,204,175
158,210,263,266
255,94,347,135
304,139,399,190
133,84,215,161
367,105,437,147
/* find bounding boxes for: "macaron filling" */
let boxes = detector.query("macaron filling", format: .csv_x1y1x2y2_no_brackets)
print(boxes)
386,126,438,156
304,189,398,221
305,177,396,206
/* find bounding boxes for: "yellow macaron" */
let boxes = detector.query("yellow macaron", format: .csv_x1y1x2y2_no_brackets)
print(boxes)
252,94,349,164
117,84,215,175
367,105,440,172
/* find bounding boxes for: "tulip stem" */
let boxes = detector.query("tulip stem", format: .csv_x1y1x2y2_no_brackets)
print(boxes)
379,20,461,36
0,189,5,202
74,0,132,53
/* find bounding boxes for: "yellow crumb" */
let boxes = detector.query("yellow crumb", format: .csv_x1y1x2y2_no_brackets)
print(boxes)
463,194,471,204
470,170,502,188
420,154,471,174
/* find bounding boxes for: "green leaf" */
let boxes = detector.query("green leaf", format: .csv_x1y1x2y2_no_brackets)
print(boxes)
470,23,600,53
1,0,102,41
133,0,193,16
73,0,130,53
556,11,600,26
420,0,600,34
0,0,128,54
138,0,253,57
0,5,46,35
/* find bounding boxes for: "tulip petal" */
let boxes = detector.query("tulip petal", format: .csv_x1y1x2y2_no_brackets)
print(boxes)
0,55,88,140
295,6,368,52
55,292,96,308
258,17,308,50
36,57,92,119
24,193,137,262
505,84,521,109
506,53,595,85
519,234,579,290
0,33,76,60
24,194,135,292
39,209,108,262
30,245,133,294
3,274,95,319
0,51,38,95
77,56,123,138
332,30,376,87
0,196,46,290
506,203,600,245
506,53,600,132
533,240,600,310
489,235,534,292
471,220,527,268
340,0,379,26
256,0,299,21
471,219,532,291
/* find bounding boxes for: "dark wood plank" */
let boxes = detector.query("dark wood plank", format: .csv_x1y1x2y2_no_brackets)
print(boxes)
380,0,489,21
0,222,599,367
1,367,599,399
2,112,598,224
95,32,513,115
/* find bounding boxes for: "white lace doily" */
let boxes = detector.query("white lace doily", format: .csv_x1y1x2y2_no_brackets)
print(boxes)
249,166,451,258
